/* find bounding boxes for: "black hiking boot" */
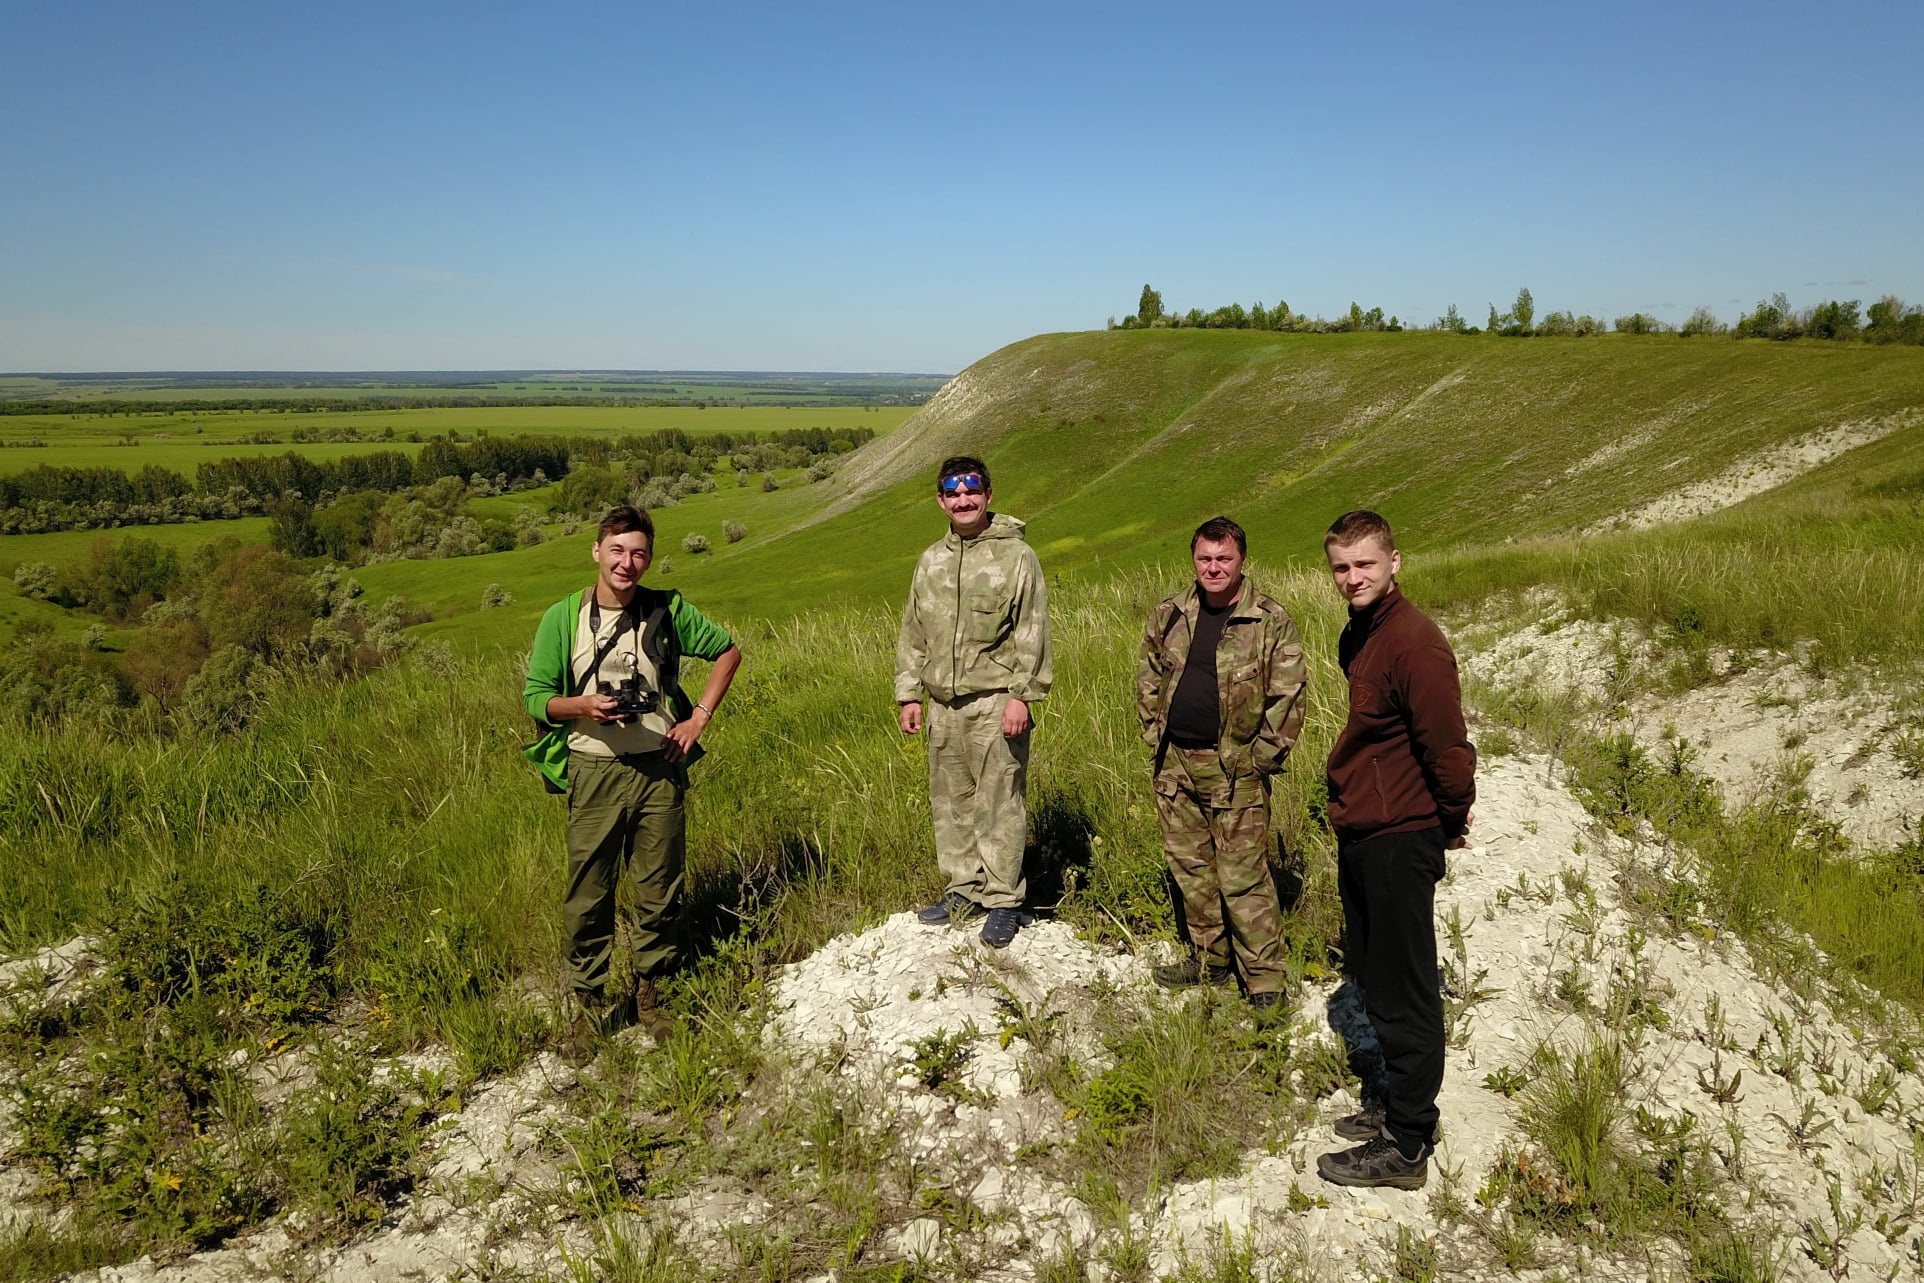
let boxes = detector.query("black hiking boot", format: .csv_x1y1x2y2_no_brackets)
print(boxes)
1317,1135,1430,1190
917,892,984,927
978,907,1030,949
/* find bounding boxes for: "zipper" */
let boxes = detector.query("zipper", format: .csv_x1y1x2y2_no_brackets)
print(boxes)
950,536,965,702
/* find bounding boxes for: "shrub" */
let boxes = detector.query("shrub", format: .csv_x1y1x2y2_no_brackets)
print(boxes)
174,645,264,735
761,473,778,492
12,561,59,601
681,533,710,555
723,521,747,543
1679,306,1728,337
480,583,514,609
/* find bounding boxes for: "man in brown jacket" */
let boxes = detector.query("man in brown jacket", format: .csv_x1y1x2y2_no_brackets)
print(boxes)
1316,510,1475,1191
1137,516,1307,1010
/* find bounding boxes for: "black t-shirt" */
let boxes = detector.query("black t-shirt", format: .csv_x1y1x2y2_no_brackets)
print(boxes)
1166,599,1231,748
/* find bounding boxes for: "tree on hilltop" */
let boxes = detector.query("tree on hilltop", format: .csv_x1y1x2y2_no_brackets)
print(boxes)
1512,287,1535,333
1137,285,1164,326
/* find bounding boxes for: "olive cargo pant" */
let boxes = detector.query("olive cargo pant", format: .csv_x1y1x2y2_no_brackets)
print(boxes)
1155,746,1287,995
565,751,685,996
928,692,1030,910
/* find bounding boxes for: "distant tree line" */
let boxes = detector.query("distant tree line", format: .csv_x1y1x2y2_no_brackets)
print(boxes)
1112,285,1404,334
0,394,918,415
1111,284,1924,345
0,426,872,535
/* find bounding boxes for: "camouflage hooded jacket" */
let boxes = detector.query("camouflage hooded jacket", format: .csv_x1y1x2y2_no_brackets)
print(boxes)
894,513,1052,706
1137,580,1307,778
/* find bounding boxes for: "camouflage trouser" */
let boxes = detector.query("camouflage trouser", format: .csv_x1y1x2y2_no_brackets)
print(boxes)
564,751,685,995
1155,746,1286,994
928,692,1029,909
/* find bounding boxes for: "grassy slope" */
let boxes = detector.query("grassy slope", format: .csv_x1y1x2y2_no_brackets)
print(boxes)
487,330,1924,631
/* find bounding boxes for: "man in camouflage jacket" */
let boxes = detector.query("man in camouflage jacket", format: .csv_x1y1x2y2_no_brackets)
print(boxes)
1137,516,1307,1005
895,455,1052,949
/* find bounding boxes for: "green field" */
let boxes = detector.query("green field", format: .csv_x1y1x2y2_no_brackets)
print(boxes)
0,404,916,474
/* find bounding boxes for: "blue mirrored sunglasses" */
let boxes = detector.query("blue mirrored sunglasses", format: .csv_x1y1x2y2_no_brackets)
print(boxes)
939,472,986,495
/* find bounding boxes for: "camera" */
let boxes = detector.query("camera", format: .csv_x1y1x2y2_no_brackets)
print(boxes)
597,674,659,720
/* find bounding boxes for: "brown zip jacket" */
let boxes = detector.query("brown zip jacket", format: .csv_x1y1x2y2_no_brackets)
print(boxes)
1326,586,1476,843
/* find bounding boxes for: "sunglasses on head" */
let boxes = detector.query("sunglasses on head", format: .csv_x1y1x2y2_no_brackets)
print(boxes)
938,472,986,495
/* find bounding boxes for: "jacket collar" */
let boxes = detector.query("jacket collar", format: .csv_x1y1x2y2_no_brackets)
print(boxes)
1347,584,1404,633
1178,578,1263,623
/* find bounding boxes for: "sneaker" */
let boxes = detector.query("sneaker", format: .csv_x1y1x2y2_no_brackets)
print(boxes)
1317,1135,1429,1190
1152,957,1235,989
1333,1104,1387,1141
917,892,983,926
978,907,1029,949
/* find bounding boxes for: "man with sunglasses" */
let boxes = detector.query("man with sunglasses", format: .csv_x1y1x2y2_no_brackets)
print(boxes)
895,456,1052,948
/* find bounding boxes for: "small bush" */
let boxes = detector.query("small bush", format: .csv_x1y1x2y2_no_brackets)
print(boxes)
723,520,747,543
681,533,710,555
12,561,58,601
761,473,778,492
480,583,514,609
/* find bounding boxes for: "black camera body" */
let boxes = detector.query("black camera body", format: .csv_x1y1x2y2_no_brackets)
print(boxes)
597,675,659,720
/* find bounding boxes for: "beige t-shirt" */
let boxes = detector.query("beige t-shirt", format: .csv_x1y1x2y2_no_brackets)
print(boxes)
566,598,675,756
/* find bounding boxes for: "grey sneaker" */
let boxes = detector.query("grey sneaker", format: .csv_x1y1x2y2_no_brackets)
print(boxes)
917,892,983,926
1333,1104,1387,1141
1317,1135,1429,1190
979,908,1029,949
1152,957,1235,989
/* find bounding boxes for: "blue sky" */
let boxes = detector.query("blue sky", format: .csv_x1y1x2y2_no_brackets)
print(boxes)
3,1,1919,373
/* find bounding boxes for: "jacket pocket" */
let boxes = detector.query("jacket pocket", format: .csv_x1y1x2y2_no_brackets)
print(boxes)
963,591,1006,643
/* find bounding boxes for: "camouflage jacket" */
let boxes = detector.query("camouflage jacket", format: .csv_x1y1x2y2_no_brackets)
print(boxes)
1137,580,1307,778
895,513,1052,706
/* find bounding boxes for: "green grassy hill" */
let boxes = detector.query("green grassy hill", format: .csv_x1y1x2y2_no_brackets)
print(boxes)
549,330,1924,627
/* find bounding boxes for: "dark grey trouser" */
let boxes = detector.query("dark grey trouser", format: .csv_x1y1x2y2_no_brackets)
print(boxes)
565,750,684,995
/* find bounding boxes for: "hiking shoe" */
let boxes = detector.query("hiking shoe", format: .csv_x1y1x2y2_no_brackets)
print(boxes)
1317,1135,1429,1190
978,908,1029,949
562,993,606,1063
918,892,983,926
1333,1104,1387,1141
632,977,674,1043
1247,990,1289,1018
1152,957,1235,989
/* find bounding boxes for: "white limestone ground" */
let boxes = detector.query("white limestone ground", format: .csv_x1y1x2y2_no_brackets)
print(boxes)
1582,409,1919,536
1459,608,1924,852
6,745,1924,1279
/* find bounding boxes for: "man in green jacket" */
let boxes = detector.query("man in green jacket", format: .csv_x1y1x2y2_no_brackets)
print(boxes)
895,456,1052,949
523,506,742,1052
1137,516,1307,1009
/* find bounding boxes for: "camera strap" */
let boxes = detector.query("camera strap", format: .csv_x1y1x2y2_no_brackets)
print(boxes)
574,594,641,698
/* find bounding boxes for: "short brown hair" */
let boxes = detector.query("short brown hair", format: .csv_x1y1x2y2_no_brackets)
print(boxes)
1191,515,1247,554
1324,509,1395,551
597,505,655,544
936,455,990,492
